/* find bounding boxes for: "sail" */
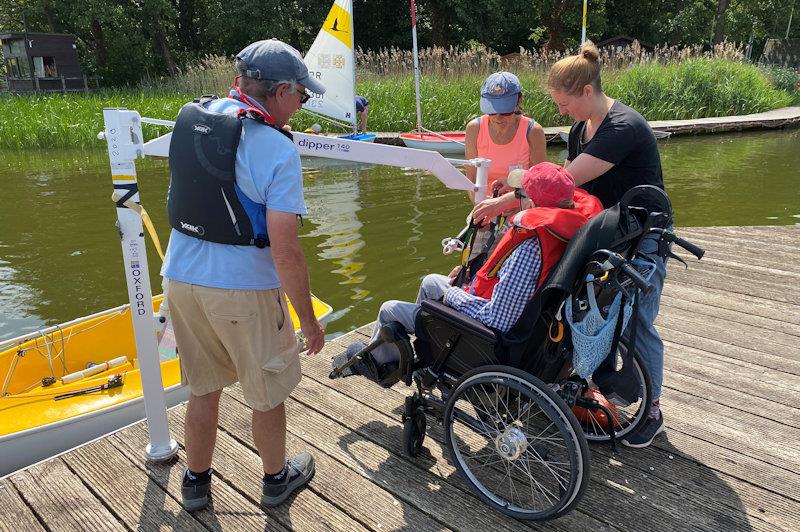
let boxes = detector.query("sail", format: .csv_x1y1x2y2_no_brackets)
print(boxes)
303,0,357,128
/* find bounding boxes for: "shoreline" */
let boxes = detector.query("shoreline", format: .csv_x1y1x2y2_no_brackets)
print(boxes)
368,106,800,146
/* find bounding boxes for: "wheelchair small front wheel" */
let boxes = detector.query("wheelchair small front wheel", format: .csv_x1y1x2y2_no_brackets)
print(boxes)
444,365,590,521
402,394,427,457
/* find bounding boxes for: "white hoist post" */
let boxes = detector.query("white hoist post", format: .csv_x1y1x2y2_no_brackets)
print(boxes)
101,108,178,463
472,158,491,204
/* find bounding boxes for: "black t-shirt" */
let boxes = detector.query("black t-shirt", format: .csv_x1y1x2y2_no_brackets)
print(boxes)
568,101,665,208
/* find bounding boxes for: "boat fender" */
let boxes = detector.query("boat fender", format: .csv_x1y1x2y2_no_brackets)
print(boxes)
61,355,128,384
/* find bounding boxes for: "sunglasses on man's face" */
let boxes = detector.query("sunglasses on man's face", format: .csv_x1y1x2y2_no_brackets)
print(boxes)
490,111,515,117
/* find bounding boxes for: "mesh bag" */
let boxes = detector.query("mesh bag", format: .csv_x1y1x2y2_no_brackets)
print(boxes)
566,257,656,378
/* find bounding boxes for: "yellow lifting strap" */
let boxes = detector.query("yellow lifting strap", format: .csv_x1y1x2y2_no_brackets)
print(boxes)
110,191,166,261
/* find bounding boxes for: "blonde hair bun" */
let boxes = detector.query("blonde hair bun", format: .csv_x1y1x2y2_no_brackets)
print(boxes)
580,40,599,62
548,40,602,96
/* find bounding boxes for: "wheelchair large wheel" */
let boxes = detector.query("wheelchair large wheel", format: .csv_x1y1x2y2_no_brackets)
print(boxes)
444,365,590,521
577,339,653,442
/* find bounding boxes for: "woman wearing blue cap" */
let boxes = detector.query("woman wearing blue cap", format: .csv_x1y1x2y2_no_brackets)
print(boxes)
464,71,547,197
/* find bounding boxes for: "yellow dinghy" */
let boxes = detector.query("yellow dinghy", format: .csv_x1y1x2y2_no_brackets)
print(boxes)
0,294,331,477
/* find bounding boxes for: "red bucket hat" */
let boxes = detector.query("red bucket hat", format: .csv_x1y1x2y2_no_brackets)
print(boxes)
521,162,575,208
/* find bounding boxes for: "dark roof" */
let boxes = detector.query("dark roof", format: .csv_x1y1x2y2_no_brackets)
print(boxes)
595,35,655,50
0,31,76,40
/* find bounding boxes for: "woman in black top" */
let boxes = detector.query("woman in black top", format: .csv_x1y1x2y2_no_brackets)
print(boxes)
472,41,669,448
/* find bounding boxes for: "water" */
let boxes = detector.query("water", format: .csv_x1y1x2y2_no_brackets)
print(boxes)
1,129,798,341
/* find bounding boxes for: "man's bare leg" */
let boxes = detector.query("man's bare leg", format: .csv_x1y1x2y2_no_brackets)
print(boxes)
253,402,287,475
185,389,223,472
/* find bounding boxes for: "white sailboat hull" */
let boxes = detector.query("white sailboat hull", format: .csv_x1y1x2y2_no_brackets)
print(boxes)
0,383,189,478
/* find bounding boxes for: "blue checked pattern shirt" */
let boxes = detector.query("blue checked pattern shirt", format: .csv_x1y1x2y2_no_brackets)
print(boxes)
444,238,543,334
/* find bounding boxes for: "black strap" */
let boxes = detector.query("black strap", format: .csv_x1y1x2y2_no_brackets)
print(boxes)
193,94,219,105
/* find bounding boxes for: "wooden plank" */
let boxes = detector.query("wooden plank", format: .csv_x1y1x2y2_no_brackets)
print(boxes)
333,331,800,503
659,304,800,353
671,259,800,297
337,331,800,470
660,293,800,339
666,266,799,305
112,420,290,532
652,429,800,503
675,229,800,262
665,340,800,393
656,313,800,364
117,421,277,526
214,393,450,532
61,435,202,531
293,351,770,532
682,226,799,246
9,459,124,531
658,326,800,376
224,384,619,532
661,388,800,470
662,282,800,327
586,435,800,531
665,344,800,415
0,481,45,532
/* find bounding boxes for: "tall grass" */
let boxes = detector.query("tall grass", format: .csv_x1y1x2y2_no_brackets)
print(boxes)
1,42,796,149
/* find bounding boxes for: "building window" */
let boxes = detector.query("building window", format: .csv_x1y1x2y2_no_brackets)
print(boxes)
9,39,25,56
5,57,31,79
33,56,57,78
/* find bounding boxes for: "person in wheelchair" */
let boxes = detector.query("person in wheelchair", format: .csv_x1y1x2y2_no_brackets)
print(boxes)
334,162,603,386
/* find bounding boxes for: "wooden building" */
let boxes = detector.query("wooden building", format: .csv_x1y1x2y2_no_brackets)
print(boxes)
596,35,656,54
0,31,88,92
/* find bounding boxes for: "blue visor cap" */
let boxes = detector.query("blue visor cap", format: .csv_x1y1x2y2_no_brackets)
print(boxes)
479,71,522,114
236,39,326,95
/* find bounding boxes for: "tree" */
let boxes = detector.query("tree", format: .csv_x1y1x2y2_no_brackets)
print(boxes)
713,0,729,43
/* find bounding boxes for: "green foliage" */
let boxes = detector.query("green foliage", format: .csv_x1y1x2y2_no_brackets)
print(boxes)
0,90,189,149
1,0,797,87
759,65,800,93
1,58,794,149
610,59,792,119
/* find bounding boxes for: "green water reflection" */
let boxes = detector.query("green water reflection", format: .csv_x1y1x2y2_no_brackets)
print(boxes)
1,129,798,341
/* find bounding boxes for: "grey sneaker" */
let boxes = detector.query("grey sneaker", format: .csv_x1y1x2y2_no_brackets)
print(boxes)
621,413,665,448
261,453,315,508
181,469,212,511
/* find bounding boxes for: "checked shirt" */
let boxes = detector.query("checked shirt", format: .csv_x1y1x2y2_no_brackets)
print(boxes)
443,237,542,334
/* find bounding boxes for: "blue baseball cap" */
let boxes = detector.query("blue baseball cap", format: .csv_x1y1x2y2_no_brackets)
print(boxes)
236,39,326,95
480,71,522,114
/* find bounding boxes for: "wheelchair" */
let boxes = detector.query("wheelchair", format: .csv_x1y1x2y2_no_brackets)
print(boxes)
331,185,705,521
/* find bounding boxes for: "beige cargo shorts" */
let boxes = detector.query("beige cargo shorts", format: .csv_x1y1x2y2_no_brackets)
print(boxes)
167,280,301,411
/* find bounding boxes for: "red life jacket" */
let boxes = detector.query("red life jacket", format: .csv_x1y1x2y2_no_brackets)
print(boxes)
468,188,603,300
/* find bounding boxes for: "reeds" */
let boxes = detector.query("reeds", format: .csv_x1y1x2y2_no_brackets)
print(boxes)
0,42,796,149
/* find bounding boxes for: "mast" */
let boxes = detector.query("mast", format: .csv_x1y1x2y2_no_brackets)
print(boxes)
581,0,588,44
350,0,358,134
410,0,423,132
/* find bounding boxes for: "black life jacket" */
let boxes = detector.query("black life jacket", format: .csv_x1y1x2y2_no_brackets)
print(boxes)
167,96,290,247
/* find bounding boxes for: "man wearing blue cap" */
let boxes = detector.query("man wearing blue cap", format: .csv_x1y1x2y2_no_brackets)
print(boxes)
162,38,326,511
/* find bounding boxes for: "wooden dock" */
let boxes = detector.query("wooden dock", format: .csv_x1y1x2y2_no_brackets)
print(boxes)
2,225,798,531
372,106,800,145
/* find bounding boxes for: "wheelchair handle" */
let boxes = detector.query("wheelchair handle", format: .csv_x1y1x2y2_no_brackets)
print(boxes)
673,235,705,260
620,261,654,295
599,250,654,295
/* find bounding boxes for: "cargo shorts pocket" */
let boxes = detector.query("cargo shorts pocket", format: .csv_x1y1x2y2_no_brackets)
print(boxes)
261,290,301,374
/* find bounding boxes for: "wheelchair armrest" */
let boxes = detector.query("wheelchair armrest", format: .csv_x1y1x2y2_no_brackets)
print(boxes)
420,299,497,343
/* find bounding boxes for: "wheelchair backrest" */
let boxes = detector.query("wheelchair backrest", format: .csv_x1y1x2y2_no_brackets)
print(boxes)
500,186,669,378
